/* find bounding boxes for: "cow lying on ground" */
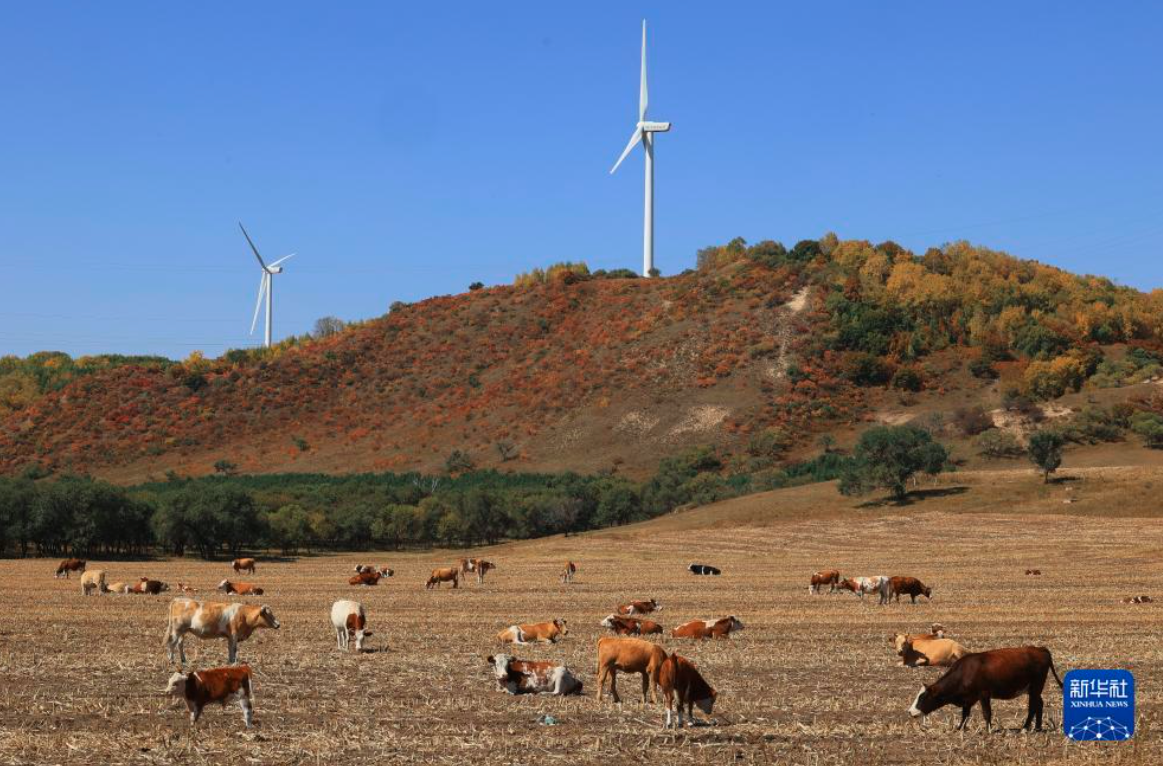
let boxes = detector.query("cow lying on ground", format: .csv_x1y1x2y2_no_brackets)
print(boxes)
81,569,106,596
1025,569,1041,576
218,580,264,596
232,558,256,575
561,561,577,584
56,559,86,579
672,617,744,640
164,598,281,666
888,576,932,603
839,576,891,604
330,599,370,652
107,581,131,594
176,583,198,595
1123,595,1153,604
497,619,568,645
688,563,721,576
601,614,663,636
132,578,170,595
894,630,968,667
349,568,392,586
617,599,661,617
596,637,667,704
426,567,459,589
487,654,583,696
166,665,255,728
908,646,1063,732
809,569,841,594
659,653,717,728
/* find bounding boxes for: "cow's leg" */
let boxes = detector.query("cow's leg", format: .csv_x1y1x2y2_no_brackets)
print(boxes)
1024,693,1044,731
239,694,254,728
957,703,973,730
609,669,621,704
188,701,202,725
595,664,608,701
980,698,993,732
227,638,238,665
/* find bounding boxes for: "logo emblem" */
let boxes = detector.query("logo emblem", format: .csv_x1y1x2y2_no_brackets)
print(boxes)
1064,669,1134,741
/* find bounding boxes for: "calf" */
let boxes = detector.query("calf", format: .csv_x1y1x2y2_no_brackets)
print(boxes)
487,654,582,696
232,558,256,575
908,646,1063,732
330,599,369,652
688,563,721,576
1025,569,1042,576
839,576,891,604
659,653,717,728
55,558,86,579
132,577,170,595
164,598,280,666
809,569,841,594
601,614,662,636
80,569,106,596
217,580,264,596
617,599,661,617
894,632,968,667
888,576,932,603
497,619,568,645
1122,595,1153,604
426,567,459,589
671,616,744,640
595,636,667,705
560,561,577,584
166,665,255,728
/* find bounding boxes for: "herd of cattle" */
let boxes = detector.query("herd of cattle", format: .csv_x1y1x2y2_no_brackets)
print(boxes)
51,555,1084,734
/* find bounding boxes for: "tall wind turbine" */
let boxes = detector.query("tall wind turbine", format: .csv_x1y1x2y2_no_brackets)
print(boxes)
239,222,294,348
610,19,671,278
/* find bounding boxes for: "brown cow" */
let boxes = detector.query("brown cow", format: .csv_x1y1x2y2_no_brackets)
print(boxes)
55,559,86,579
497,619,568,645
672,617,744,640
617,599,661,617
166,665,255,727
894,630,969,668
232,558,256,575
1122,595,1153,604
164,599,280,666
561,561,577,584
349,570,384,587
1025,569,1042,576
888,576,932,603
908,646,1063,732
601,614,663,636
132,577,170,595
426,567,459,589
596,637,667,705
809,569,841,594
472,560,495,585
659,653,717,728
217,580,264,596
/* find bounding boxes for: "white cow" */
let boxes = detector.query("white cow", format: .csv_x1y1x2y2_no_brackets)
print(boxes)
164,598,280,666
840,575,891,605
330,599,368,652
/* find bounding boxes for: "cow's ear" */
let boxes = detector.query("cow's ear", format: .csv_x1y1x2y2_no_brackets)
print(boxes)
486,656,495,664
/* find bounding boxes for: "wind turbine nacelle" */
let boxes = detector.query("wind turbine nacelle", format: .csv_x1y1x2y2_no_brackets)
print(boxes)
640,121,671,133
266,266,283,274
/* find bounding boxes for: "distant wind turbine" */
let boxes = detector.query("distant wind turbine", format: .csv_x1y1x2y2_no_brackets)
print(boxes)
610,19,671,278
239,222,295,348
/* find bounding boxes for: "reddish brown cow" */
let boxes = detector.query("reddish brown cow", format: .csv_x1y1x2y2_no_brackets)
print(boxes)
672,617,744,639
166,665,255,727
217,580,264,596
809,569,841,594
55,559,86,579
659,653,717,728
595,637,667,705
232,558,256,575
1025,569,1042,576
908,646,1063,732
617,599,661,616
888,576,932,603
132,577,170,595
601,614,664,636
426,567,459,589
560,561,577,584
349,570,384,586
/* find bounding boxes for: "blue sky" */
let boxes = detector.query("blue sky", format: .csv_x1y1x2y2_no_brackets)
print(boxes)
2,2,1161,358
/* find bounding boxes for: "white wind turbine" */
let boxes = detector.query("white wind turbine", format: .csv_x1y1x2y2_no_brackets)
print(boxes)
610,19,671,278
239,222,295,348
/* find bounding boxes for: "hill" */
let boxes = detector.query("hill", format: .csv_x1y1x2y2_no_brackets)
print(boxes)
5,234,1163,482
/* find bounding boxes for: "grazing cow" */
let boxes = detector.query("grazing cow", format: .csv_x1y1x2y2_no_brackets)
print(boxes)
232,558,256,575
595,636,667,705
487,654,583,696
55,559,86,579
132,577,170,595
659,653,717,728
107,581,132,594
888,576,933,603
617,599,661,617
166,665,255,728
561,561,577,584
688,563,721,576
164,598,281,666
894,632,968,668
671,617,744,640
908,646,1063,732
330,599,369,652
1122,595,1153,604
217,580,264,596
426,567,459,589
176,583,198,595
1025,569,1042,576
809,569,842,595
601,614,663,636
839,576,891,604
80,569,107,596
497,619,568,645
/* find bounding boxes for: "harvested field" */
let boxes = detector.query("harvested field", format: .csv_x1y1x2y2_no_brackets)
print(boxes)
2,483,1161,764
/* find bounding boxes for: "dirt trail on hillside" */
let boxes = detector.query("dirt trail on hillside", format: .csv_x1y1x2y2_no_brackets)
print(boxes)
769,286,810,380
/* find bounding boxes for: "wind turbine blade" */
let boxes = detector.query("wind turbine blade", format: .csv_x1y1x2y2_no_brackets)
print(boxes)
268,253,295,268
609,128,643,174
640,19,648,121
239,222,268,271
250,273,268,334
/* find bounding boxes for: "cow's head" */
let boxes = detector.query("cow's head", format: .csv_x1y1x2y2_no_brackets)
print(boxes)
695,688,718,715
165,672,189,698
650,599,661,611
930,623,946,638
554,619,568,636
726,616,744,632
217,579,232,592
380,567,394,577
893,634,910,655
908,684,940,718
487,654,512,681
600,614,618,629
922,586,932,599
158,582,170,592
258,605,280,629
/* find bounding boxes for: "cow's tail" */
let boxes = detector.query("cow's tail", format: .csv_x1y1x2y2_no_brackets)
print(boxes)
1048,654,1064,689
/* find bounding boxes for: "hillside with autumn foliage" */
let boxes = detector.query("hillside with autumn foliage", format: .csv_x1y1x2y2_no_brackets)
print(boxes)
6,233,1163,483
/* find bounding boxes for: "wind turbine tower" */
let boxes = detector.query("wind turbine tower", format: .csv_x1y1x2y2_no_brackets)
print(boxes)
239,222,295,349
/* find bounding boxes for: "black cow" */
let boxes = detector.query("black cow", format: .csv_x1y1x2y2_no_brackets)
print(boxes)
688,563,721,576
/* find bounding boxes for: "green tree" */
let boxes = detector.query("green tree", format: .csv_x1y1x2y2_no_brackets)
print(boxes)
839,426,948,500
1027,430,1065,483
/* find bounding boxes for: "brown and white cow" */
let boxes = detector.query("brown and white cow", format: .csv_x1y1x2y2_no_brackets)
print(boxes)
349,569,385,587
1025,569,1042,576
55,558,86,579
471,560,495,585
164,598,280,666
426,567,459,589
166,665,255,728
560,561,577,584
487,654,583,696
80,569,107,596
671,617,744,640
330,599,369,652
497,619,568,645
1123,595,1154,604
809,569,841,595
595,636,667,705
617,599,661,617
888,576,932,603
894,631,968,668
132,577,170,595
659,653,717,728
232,558,256,575
908,646,1063,732
217,580,264,596
839,576,891,604
601,614,663,636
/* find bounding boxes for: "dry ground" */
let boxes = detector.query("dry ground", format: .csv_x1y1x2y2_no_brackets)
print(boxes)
2,471,1162,765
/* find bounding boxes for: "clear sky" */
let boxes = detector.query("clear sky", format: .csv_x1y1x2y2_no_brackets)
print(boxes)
2,2,1161,359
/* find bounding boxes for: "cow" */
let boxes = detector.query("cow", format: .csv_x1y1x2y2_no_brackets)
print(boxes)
349,569,385,587
839,576,891,604
671,617,744,640
688,563,721,576
132,577,170,595
330,599,369,652
426,567,459,589
888,576,932,603
80,569,106,596
217,580,264,596
164,598,280,666
472,560,495,585
232,558,256,575
894,631,968,668
497,619,568,645
107,581,132,594
176,583,198,595
1122,595,1153,604
907,646,1063,732
487,654,583,696
166,665,255,728
601,614,663,636
809,569,841,595
55,559,86,579
595,636,667,705
561,561,577,584
617,599,661,617
659,653,717,729
1025,569,1042,576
